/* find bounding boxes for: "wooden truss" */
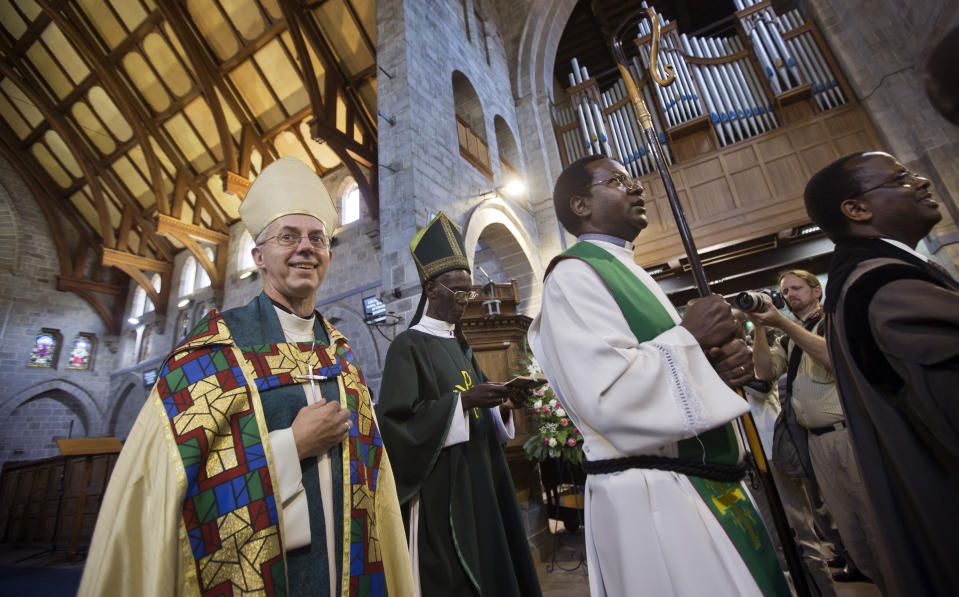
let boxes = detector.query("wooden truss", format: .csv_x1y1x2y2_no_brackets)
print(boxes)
0,0,377,333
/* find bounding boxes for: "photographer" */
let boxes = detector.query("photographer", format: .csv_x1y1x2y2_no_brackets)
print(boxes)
746,270,884,590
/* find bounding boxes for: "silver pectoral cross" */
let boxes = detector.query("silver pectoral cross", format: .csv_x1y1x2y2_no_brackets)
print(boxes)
294,373,330,382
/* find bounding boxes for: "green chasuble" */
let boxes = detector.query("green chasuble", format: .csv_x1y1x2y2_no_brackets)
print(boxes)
552,242,789,597
376,330,542,597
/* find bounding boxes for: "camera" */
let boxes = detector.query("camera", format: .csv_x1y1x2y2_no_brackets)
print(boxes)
734,289,786,313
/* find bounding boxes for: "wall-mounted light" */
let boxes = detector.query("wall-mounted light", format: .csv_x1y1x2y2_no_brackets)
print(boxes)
501,178,526,197
478,177,527,200
177,298,192,309
239,269,257,280
128,317,140,325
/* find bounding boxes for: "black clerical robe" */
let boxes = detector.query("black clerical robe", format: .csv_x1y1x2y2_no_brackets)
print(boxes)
376,329,541,597
827,244,959,597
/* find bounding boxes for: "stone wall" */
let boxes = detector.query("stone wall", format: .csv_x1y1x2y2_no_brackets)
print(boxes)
376,0,545,329
0,155,120,467
804,0,959,269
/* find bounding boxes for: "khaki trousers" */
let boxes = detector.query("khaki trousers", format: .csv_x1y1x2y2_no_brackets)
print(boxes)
807,426,886,593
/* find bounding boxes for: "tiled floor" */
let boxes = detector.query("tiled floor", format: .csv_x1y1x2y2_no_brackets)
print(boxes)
0,539,883,597
536,525,590,596
533,525,882,597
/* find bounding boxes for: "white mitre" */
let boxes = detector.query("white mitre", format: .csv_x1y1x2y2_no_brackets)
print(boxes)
239,156,339,239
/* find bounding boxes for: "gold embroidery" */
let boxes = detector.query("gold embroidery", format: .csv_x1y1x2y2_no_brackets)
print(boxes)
707,481,762,549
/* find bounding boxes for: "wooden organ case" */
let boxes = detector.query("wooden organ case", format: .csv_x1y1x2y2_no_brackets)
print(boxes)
552,1,884,275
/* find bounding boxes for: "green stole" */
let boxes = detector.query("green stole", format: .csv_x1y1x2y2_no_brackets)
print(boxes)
552,242,789,597
221,293,344,597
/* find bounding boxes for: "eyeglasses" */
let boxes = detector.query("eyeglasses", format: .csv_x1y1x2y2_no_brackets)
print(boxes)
434,280,478,301
849,170,926,198
587,172,642,191
258,232,329,250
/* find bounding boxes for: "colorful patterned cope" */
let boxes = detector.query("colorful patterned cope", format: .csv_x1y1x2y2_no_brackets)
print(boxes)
156,312,388,596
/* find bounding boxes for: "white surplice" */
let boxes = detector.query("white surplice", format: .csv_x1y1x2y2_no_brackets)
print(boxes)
528,239,761,597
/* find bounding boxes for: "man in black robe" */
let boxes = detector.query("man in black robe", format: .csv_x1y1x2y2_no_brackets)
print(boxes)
376,212,542,597
804,151,959,597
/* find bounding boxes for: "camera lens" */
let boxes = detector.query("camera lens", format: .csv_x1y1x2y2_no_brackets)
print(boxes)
734,291,765,312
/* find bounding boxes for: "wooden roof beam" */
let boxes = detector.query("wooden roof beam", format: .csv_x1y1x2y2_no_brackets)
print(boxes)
38,0,168,215
0,60,117,247
102,247,172,315
157,214,229,290
156,2,236,172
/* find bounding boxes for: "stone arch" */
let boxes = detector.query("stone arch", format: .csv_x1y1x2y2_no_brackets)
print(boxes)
108,375,147,440
493,114,523,181
321,302,384,397
463,199,544,316
0,380,104,462
452,70,488,144
514,0,578,101
0,180,22,275
0,379,103,430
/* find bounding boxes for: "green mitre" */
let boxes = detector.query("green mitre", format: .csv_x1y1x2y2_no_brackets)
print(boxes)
410,212,471,283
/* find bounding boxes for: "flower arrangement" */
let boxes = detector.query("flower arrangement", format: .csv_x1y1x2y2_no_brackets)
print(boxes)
521,358,584,466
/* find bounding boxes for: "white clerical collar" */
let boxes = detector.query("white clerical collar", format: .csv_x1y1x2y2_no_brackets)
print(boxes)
413,314,456,338
880,238,929,263
578,233,634,251
274,305,316,337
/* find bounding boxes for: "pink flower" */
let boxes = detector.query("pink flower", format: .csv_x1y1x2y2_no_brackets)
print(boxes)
534,387,546,397
542,438,550,445
574,429,581,435
567,438,577,447
560,418,569,426
541,405,549,413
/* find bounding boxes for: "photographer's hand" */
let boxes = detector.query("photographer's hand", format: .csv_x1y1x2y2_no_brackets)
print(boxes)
749,320,776,382
745,295,788,328
746,297,832,371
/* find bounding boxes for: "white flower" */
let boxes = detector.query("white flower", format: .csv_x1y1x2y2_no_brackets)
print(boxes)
555,407,566,417
548,438,558,447
549,398,559,408
532,400,542,409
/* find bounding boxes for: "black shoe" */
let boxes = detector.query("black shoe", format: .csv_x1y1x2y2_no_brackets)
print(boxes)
826,556,846,569
832,568,871,583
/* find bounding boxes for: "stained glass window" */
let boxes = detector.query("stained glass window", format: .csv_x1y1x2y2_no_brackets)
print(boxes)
66,334,94,370
29,329,61,368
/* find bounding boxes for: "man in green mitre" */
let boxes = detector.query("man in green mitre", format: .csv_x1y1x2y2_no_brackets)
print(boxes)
376,212,542,597
80,157,413,597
